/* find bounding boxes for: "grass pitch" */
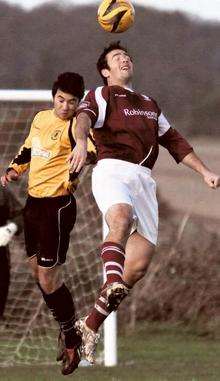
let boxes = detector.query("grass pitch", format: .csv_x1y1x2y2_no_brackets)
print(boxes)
1,322,220,381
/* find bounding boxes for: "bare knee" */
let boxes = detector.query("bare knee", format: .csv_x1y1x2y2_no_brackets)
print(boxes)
106,204,133,243
28,257,39,281
109,215,132,239
38,267,62,294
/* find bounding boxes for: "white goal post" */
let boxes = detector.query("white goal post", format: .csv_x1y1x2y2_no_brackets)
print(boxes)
0,89,117,367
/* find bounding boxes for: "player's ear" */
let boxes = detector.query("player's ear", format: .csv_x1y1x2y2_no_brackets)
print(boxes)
101,68,110,80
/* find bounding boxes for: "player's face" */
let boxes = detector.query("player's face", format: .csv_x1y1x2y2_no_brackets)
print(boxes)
103,49,133,86
53,89,79,120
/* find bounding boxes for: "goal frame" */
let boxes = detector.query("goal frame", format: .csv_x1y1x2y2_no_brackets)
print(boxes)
0,89,117,367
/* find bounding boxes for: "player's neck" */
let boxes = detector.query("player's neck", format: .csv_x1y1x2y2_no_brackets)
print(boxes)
108,79,133,90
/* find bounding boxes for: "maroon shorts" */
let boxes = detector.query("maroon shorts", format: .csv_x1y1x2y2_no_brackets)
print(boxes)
23,194,76,268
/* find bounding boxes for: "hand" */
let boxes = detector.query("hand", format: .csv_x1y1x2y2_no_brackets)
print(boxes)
1,169,19,187
0,223,17,247
203,171,220,189
67,142,87,173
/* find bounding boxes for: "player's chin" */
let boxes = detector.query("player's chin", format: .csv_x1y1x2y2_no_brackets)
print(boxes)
59,112,73,120
122,71,132,80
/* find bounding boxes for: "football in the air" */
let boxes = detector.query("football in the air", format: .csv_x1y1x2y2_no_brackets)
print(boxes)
97,0,135,33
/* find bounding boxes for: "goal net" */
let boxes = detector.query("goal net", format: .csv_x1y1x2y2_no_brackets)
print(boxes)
0,90,115,367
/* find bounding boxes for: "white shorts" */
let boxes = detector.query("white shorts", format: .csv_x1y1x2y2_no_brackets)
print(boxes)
92,159,158,245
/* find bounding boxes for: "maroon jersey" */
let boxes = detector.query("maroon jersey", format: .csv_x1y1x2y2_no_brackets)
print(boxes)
77,85,193,169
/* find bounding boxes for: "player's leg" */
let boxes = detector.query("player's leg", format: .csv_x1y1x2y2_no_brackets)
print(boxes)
28,256,38,280
37,265,81,371
28,256,70,359
85,232,154,331
123,232,155,286
105,203,133,246
102,203,133,306
92,164,134,308
37,194,81,375
77,232,154,363
75,201,133,364
24,194,80,375
123,166,158,286
37,264,75,350
79,163,158,363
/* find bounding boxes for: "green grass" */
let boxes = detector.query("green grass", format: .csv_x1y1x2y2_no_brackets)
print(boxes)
1,322,220,381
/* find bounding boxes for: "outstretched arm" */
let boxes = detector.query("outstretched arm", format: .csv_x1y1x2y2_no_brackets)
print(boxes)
68,113,92,173
1,120,34,188
182,151,220,189
1,169,20,187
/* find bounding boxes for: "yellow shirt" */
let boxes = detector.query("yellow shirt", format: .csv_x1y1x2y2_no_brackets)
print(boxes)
9,109,96,198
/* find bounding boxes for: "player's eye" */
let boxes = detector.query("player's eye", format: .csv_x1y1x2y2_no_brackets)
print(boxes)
124,54,130,61
112,54,120,61
70,100,77,106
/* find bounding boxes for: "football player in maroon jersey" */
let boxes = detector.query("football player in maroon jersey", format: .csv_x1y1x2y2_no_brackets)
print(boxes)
69,41,220,364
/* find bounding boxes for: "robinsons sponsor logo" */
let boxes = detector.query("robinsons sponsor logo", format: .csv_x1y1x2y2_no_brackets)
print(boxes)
124,109,157,119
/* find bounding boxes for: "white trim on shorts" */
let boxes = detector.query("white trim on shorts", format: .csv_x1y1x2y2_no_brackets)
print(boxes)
39,196,72,269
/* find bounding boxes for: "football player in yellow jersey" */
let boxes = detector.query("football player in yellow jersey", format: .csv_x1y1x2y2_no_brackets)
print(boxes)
1,72,96,375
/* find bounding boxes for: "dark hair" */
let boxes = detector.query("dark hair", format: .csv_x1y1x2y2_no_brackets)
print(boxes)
52,72,85,100
97,41,130,85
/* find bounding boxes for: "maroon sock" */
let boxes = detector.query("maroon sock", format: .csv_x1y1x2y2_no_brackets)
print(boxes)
86,283,109,332
86,281,131,333
101,241,125,284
